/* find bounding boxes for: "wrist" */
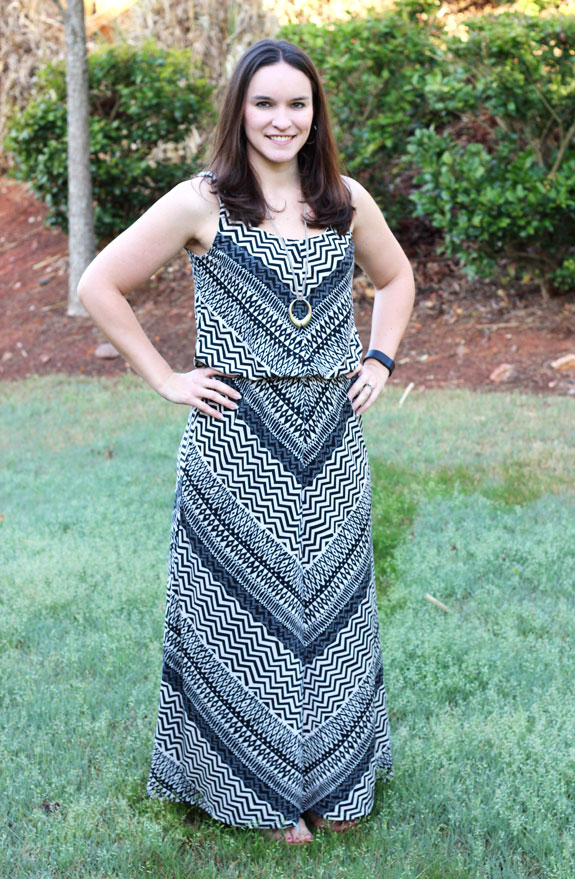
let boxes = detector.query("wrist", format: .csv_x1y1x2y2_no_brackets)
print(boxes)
363,348,395,376
154,367,176,396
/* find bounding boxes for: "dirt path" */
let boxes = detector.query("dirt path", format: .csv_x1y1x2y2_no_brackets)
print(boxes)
2,177,575,395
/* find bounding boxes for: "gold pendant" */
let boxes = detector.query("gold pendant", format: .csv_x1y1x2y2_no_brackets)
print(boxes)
289,298,312,328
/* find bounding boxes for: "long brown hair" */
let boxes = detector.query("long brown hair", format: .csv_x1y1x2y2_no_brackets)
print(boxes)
209,39,354,234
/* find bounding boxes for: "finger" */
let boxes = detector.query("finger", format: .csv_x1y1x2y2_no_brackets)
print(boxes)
349,379,370,402
207,378,242,400
204,367,241,379
348,378,361,399
355,394,376,415
212,390,240,410
356,388,379,413
346,365,362,377
194,399,225,420
357,384,385,414
200,388,239,410
351,384,377,410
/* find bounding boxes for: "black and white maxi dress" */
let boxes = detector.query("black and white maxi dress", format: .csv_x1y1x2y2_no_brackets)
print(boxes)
146,180,393,828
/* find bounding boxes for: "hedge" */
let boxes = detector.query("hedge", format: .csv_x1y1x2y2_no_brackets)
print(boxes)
5,42,215,241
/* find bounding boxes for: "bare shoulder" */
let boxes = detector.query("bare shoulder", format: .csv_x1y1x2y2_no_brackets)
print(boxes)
125,172,220,254
341,175,411,288
341,174,365,199
188,173,220,212
341,175,378,220
78,173,222,296
162,173,219,229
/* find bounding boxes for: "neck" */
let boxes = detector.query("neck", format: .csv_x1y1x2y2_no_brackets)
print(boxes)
247,148,302,203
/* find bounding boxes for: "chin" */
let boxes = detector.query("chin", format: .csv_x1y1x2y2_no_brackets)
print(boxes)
247,137,304,166
263,141,302,159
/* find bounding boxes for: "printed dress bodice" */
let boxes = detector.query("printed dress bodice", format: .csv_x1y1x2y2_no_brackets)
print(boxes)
186,190,363,380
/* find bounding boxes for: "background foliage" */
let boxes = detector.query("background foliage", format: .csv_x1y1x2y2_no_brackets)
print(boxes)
5,42,214,240
4,0,575,293
0,0,395,176
281,1,441,223
407,12,575,297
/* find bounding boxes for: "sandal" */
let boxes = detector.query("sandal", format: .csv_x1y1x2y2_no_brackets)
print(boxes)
304,811,359,833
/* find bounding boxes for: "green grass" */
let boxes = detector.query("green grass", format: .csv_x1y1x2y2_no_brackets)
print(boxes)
1,375,574,878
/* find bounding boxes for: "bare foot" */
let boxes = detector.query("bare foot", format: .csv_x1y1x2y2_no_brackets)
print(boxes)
304,811,359,833
262,816,313,844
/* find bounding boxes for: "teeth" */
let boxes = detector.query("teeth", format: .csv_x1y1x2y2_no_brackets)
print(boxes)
269,136,293,141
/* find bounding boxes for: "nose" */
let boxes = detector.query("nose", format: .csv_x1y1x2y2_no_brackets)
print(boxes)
271,109,290,130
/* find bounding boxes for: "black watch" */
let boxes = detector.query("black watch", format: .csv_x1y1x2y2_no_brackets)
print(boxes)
363,349,395,376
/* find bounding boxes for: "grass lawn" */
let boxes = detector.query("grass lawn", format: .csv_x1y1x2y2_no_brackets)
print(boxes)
1,375,574,878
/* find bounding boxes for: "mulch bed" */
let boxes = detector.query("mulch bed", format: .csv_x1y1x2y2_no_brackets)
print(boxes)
2,176,575,396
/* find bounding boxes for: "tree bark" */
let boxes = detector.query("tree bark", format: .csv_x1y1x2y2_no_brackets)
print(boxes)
60,0,95,316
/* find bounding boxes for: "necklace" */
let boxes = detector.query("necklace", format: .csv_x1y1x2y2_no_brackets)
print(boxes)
266,211,312,328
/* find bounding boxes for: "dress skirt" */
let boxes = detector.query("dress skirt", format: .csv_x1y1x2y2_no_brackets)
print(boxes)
146,371,393,828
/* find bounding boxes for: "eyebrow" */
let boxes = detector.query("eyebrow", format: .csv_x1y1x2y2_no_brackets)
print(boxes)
251,94,310,101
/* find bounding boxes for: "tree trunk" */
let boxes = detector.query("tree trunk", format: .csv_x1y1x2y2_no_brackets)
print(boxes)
63,0,95,316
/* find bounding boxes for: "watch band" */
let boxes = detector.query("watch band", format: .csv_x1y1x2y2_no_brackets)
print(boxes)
363,349,396,376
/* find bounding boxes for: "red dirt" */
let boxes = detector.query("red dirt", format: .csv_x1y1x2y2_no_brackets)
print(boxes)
2,176,575,395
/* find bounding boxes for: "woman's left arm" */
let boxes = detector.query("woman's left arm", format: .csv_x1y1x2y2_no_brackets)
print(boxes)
346,177,415,415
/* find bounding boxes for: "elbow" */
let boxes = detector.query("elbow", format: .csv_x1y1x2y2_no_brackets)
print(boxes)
77,266,94,309
77,269,88,306
403,260,416,303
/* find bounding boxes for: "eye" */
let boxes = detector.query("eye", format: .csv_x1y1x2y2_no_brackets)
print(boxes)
291,102,306,109
255,100,271,108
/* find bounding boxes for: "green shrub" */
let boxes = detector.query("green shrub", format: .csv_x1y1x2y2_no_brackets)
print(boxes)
407,13,575,296
5,42,215,241
281,0,442,222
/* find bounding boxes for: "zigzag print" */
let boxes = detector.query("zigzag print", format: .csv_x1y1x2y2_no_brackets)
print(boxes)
238,375,353,466
302,589,380,729
185,175,363,381
195,412,302,553
300,416,369,566
302,678,381,803
192,256,361,379
149,684,297,825
169,529,302,726
146,182,393,828
311,757,388,823
218,215,353,291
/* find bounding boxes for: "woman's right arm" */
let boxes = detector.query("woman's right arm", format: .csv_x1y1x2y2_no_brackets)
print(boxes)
77,178,240,419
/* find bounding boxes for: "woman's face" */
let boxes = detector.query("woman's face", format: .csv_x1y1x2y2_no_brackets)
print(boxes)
243,61,314,170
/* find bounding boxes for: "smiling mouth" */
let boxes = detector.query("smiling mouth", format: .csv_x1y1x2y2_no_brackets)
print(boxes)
266,135,296,143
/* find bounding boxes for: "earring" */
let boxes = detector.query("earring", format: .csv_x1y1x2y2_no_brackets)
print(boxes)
305,123,318,146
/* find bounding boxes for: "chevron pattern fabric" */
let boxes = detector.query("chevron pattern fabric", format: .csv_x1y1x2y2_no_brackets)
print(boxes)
145,178,393,828
186,176,363,381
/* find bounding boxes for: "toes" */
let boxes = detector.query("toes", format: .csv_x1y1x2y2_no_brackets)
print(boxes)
262,824,313,843
287,827,312,843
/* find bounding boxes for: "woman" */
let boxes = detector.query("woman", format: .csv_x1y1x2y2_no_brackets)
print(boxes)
78,38,415,844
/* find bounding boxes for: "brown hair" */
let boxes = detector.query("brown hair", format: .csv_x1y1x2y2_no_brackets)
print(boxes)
208,39,354,234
